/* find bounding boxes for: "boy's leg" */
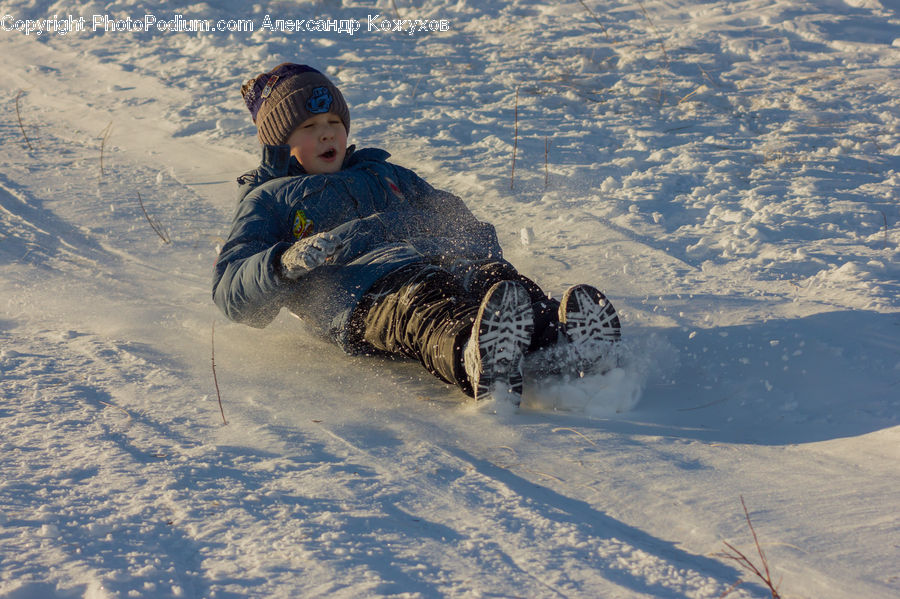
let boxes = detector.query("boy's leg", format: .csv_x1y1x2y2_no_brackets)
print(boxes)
350,264,478,393
455,260,560,351
463,280,533,402
559,284,622,370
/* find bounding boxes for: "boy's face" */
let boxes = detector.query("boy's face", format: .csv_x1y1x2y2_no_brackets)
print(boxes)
286,113,347,174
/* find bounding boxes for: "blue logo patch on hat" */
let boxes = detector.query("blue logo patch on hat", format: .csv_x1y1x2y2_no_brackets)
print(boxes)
306,86,333,114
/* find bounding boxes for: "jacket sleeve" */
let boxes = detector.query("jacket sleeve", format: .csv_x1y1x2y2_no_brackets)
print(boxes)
212,187,293,327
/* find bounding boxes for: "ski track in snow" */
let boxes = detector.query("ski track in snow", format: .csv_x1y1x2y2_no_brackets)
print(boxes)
1,0,899,598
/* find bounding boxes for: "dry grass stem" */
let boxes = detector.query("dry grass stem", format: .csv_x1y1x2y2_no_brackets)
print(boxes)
677,396,731,411
637,1,671,68
678,85,704,105
391,0,403,20
15,90,34,151
699,65,720,88
212,320,227,425
137,191,171,244
544,136,550,188
551,427,598,446
577,0,613,41
718,579,744,599
526,469,564,482
99,122,113,178
716,496,782,598
410,74,424,102
99,401,132,421
510,85,519,190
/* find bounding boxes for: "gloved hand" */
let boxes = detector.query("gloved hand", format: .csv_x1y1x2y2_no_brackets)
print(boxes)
279,232,342,280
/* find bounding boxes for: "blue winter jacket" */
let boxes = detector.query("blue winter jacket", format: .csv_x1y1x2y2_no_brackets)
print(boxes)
212,145,504,349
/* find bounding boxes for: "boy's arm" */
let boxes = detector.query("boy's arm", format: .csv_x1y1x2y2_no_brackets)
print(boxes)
212,190,293,327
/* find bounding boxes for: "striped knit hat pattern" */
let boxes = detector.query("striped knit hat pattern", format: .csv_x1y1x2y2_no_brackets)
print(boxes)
241,63,350,145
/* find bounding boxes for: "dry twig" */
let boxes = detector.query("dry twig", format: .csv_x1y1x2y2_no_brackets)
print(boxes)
577,0,613,41
99,401,132,421
678,85,704,105
716,496,782,598
551,427,598,446
718,579,744,599
15,90,34,151
410,74,424,102
544,136,551,188
699,64,720,88
510,86,519,190
212,320,227,425
390,0,403,20
137,191,171,244
99,122,113,178
637,1,670,68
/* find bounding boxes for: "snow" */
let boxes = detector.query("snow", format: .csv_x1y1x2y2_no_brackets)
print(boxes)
1,0,898,597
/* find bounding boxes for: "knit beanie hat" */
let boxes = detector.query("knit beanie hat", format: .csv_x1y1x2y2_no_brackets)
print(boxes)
241,63,350,145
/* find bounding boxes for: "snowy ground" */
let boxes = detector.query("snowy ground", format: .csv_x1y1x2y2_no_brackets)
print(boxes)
1,0,899,597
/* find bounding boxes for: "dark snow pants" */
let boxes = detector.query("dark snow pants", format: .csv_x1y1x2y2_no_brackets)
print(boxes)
347,261,560,396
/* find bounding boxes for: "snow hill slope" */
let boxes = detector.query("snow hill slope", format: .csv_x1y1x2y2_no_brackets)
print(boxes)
1,0,899,597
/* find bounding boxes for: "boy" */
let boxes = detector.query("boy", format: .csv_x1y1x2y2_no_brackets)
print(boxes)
213,63,621,405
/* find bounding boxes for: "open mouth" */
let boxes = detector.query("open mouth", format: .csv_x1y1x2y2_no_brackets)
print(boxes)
319,148,337,160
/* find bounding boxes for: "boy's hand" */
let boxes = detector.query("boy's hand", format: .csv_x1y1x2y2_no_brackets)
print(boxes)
279,232,342,280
